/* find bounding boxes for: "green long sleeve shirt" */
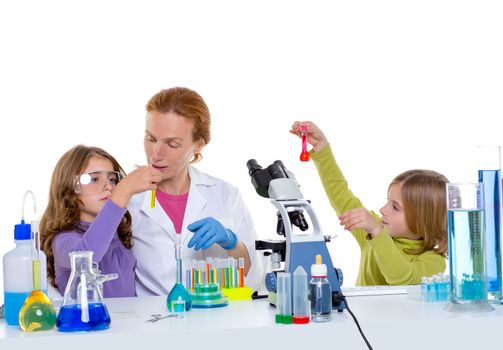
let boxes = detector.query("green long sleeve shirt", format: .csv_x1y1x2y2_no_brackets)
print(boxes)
311,145,446,286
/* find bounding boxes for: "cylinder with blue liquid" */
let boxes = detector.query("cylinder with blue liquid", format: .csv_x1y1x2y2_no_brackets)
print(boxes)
445,182,493,312
478,145,502,301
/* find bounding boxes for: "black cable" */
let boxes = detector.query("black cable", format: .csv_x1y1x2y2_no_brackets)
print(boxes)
251,294,268,300
335,294,373,350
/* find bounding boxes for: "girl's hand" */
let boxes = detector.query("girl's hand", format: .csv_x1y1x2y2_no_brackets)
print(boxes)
121,166,161,193
111,166,161,207
339,208,383,238
289,120,329,152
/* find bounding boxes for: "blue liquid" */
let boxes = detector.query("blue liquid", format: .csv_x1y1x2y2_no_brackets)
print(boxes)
426,283,437,302
56,303,111,332
448,209,488,303
437,281,449,302
4,292,30,326
479,169,502,299
167,283,192,311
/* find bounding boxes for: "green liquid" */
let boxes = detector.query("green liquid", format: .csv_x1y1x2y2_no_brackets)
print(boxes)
19,290,57,332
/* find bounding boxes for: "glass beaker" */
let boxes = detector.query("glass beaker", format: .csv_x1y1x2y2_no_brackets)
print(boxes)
56,251,117,332
445,183,494,312
477,145,502,301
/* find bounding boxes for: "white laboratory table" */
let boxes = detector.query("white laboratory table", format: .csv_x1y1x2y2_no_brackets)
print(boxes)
1,288,502,350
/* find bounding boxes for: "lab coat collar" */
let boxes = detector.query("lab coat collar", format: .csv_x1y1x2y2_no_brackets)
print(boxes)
140,165,215,244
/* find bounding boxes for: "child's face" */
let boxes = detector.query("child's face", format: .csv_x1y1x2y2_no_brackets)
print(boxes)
144,111,205,186
78,157,115,222
379,183,418,240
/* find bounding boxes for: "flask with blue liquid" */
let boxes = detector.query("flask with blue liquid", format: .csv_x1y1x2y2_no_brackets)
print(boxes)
477,145,502,301
56,251,117,332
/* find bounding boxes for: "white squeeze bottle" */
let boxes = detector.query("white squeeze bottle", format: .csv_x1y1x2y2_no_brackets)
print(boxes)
3,193,48,326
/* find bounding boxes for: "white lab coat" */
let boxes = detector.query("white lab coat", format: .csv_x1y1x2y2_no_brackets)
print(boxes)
128,165,262,296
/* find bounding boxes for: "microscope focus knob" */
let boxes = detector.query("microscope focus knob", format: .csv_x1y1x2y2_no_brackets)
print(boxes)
335,268,344,286
265,272,277,293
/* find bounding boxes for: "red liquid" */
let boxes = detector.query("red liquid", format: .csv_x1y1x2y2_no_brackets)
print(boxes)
300,127,310,161
239,268,245,288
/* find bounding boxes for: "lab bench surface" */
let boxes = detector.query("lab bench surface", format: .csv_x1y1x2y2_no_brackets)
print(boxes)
1,289,502,350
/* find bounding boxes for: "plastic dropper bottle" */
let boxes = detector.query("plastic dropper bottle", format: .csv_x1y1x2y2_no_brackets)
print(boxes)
309,255,332,322
3,219,34,326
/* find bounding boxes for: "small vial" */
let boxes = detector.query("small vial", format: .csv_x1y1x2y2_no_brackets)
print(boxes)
426,277,437,302
172,296,186,319
437,275,449,302
433,275,440,301
421,276,428,302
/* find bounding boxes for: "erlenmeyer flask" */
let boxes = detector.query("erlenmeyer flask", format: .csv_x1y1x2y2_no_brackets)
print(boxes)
56,251,117,332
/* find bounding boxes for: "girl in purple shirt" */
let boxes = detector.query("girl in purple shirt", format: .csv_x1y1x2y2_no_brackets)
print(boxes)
40,145,161,297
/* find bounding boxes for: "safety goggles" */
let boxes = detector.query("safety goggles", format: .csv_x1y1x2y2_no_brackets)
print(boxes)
75,171,123,195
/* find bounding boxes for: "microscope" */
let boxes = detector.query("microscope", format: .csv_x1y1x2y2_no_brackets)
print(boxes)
247,159,345,310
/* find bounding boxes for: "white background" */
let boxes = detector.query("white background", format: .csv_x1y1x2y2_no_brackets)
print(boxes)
1,0,502,301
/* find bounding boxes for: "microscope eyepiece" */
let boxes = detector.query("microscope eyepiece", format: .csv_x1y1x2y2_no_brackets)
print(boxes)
266,163,287,180
246,158,299,199
246,159,263,176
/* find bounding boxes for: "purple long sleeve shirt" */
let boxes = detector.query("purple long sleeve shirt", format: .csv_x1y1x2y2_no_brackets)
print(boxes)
53,200,136,297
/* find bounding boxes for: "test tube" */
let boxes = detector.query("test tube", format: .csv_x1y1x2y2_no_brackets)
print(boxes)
150,190,156,208
238,258,245,288
198,260,206,285
205,258,212,284
220,259,227,288
276,272,292,324
230,258,238,288
293,266,310,324
184,259,192,291
228,257,234,288
222,259,231,288
191,259,198,290
213,258,220,287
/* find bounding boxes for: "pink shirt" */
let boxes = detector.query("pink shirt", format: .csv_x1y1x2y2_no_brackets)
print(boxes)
156,190,189,233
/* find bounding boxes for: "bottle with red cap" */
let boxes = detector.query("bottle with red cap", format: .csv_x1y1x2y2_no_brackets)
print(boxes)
309,254,332,322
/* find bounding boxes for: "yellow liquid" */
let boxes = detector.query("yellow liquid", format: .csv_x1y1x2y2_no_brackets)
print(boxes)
19,290,57,332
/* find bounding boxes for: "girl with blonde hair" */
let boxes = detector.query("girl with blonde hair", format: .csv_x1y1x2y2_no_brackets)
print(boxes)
290,121,448,285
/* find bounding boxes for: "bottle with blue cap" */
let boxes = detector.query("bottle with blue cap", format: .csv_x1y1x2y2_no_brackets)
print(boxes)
2,191,47,326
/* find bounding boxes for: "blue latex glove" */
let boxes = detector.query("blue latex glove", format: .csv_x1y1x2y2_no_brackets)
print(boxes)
187,217,238,251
